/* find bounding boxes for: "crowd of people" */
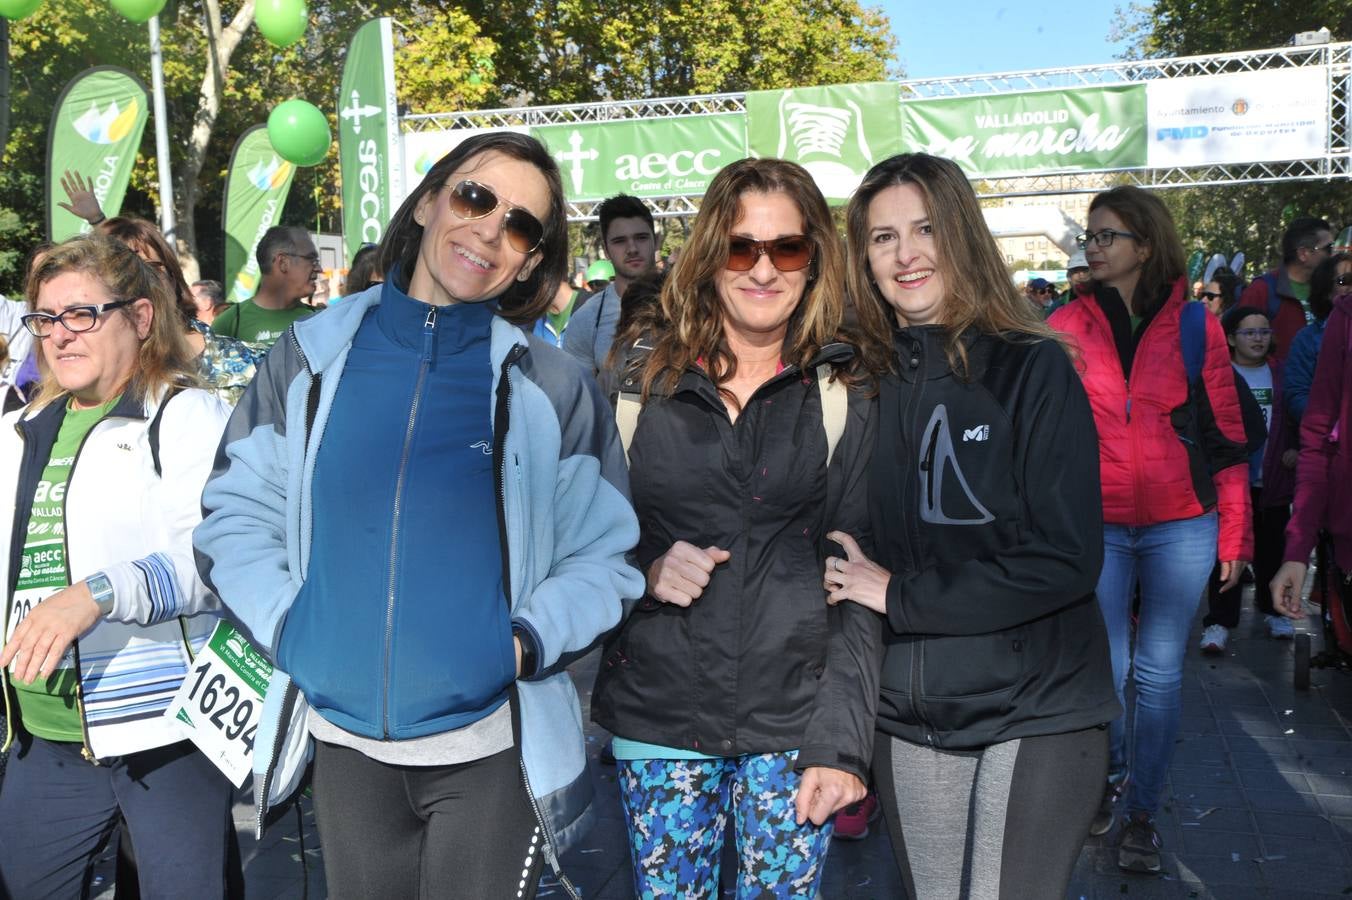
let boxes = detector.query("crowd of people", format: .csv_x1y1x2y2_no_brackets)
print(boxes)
0,134,1347,900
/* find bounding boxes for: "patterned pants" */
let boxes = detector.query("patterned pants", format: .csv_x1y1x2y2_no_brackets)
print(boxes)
616,752,833,899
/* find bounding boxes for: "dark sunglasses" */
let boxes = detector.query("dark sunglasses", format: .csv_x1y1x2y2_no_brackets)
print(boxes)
726,236,814,272
1200,290,1223,300
1336,273,1352,287
445,180,545,255
1303,241,1335,255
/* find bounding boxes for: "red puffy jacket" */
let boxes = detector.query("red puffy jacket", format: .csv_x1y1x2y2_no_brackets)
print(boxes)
1050,279,1253,562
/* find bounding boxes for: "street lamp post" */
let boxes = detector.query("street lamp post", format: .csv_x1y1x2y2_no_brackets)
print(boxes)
147,14,175,246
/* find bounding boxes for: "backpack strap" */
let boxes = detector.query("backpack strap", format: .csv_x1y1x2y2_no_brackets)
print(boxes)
147,387,184,477
1179,301,1208,387
1261,271,1281,321
817,363,847,468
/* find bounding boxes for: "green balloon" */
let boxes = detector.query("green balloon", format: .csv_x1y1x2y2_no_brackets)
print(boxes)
0,0,43,19
255,0,308,47
108,0,167,22
267,100,330,167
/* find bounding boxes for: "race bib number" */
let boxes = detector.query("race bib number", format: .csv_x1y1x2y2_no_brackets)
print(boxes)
166,621,271,787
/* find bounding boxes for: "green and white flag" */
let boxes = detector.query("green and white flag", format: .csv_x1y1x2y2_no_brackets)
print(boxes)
47,67,150,241
222,126,296,303
339,18,401,264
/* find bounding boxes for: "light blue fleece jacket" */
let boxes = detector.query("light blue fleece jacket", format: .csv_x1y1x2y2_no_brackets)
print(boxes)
193,284,643,875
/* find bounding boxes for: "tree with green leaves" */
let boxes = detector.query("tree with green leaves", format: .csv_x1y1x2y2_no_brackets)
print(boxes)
1112,1,1351,272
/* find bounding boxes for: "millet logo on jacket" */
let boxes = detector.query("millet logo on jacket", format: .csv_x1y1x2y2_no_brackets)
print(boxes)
962,425,990,442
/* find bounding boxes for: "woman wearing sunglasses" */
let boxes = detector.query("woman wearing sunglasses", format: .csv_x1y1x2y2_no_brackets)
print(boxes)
821,153,1117,899
195,132,643,899
0,235,232,896
590,158,883,897
1048,186,1251,872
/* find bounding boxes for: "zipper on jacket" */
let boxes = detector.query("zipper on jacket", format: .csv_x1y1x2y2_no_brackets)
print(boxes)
382,306,437,738
254,679,300,836
899,335,933,742
494,347,578,900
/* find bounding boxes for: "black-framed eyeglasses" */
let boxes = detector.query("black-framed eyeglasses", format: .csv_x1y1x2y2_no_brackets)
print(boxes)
446,180,545,255
1234,328,1273,340
1076,229,1139,249
21,298,137,338
1200,290,1223,300
1335,273,1352,286
1302,241,1335,256
726,235,814,272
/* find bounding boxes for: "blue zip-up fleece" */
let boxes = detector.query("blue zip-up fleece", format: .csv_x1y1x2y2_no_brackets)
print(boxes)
276,286,511,740
193,281,644,867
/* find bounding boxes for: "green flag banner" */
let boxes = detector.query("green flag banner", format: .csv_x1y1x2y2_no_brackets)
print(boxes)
222,126,297,303
745,82,903,201
47,67,150,242
902,85,1148,177
532,115,747,202
339,18,401,264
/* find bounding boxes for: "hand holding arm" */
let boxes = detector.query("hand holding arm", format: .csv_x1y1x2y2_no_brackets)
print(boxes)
823,530,891,615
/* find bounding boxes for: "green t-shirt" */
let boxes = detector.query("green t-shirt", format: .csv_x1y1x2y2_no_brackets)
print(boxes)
212,299,313,348
1289,278,1311,320
6,395,120,741
547,291,579,338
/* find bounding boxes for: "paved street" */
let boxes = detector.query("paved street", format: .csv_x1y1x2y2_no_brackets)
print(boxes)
92,588,1352,898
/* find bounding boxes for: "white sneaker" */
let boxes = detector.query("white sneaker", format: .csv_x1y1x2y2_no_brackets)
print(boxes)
1266,615,1295,640
1200,624,1229,654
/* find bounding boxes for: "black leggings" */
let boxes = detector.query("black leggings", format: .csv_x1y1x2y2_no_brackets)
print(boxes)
1205,488,1289,627
311,741,546,900
874,725,1108,900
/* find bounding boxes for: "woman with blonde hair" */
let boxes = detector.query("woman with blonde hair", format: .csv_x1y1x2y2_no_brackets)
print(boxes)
824,153,1118,899
591,157,882,897
0,234,231,896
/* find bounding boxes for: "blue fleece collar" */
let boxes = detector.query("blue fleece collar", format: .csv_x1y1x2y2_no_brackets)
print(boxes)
377,274,496,356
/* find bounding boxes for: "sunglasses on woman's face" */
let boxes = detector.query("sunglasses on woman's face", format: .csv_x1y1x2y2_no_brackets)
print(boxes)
1336,273,1352,287
1200,291,1223,301
444,180,545,255
725,236,814,272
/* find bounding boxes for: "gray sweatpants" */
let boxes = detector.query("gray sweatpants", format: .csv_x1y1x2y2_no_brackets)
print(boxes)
874,726,1107,900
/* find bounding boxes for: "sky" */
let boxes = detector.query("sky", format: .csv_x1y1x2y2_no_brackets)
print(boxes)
880,0,1133,80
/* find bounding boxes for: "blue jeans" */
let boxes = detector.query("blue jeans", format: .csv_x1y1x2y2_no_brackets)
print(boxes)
1097,512,1218,817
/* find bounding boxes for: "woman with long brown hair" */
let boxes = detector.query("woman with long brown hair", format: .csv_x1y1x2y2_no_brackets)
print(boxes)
824,153,1118,899
1049,185,1251,873
591,157,881,897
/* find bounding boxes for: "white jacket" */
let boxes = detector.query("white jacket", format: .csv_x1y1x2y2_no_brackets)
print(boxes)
0,385,229,758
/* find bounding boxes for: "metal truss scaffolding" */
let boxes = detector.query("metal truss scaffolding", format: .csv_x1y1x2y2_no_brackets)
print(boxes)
400,42,1352,219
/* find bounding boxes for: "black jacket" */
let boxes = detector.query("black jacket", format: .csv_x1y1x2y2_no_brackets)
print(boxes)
872,326,1120,750
592,348,882,780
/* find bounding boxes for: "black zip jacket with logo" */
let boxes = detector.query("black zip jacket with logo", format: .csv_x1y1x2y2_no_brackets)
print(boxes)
873,326,1120,750
591,346,883,781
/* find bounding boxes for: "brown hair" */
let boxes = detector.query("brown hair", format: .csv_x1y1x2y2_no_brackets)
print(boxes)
95,216,198,327
640,157,859,403
25,235,199,410
1087,185,1187,317
378,132,567,327
845,153,1063,376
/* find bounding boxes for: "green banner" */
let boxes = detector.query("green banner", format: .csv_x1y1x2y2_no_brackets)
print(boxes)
745,82,903,201
902,85,1147,177
339,18,401,265
222,126,297,303
532,115,746,202
47,67,150,242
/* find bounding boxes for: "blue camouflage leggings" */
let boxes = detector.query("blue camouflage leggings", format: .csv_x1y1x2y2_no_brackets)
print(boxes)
616,752,833,899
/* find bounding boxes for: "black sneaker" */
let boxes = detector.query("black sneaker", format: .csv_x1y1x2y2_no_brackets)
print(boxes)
1117,812,1162,873
1088,779,1125,836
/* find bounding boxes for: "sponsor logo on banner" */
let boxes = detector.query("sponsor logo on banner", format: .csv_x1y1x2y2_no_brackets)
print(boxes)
396,127,530,208
531,116,747,201
902,86,1146,178
1145,68,1328,168
72,99,140,145
339,18,404,261
247,155,293,191
746,83,902,200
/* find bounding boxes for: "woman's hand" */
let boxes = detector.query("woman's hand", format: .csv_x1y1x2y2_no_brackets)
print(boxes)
57,170,104,224
1217,560,1248,593
794,766,867,826
1270,561,1307,619
646,541,730,607
823,531,891,615
0,582,102,684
